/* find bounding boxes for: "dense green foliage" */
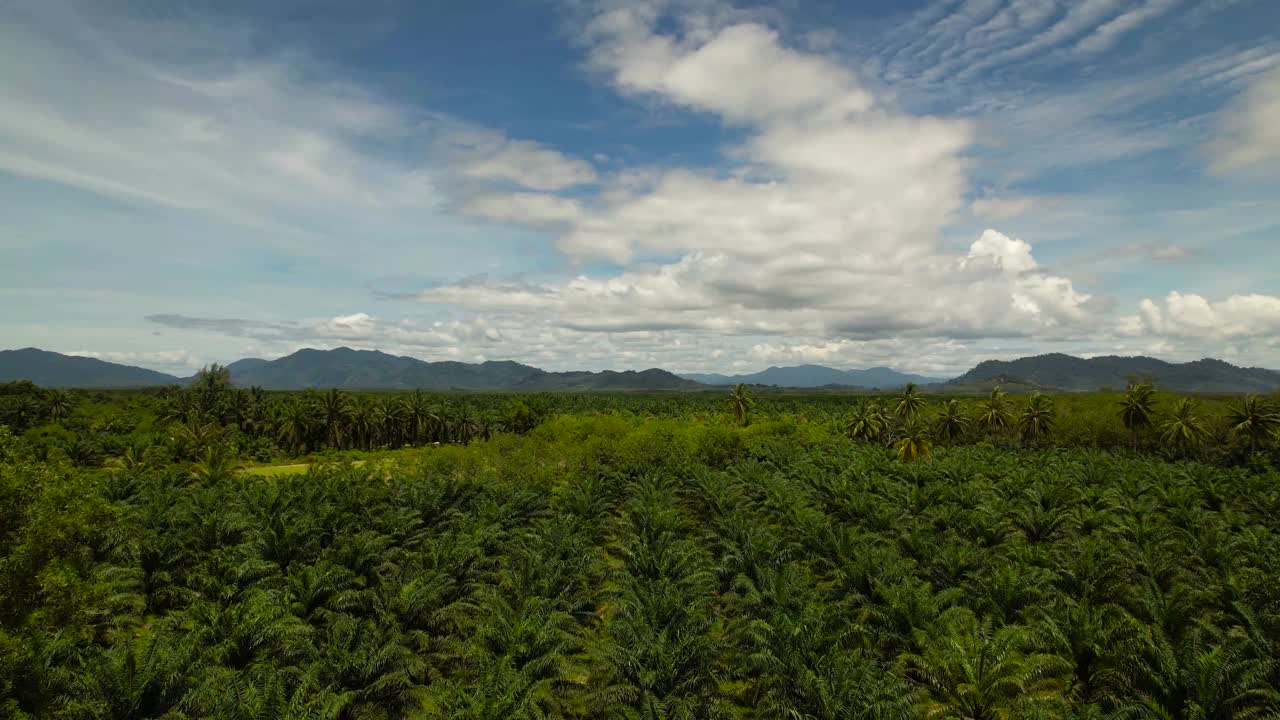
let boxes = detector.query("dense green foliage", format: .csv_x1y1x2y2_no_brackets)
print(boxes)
2,393,1280,717
2,376,1277,468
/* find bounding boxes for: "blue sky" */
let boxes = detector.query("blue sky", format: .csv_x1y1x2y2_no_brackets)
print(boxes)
2,0,1279,376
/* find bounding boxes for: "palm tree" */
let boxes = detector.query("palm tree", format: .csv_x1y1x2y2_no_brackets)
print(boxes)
44,389,73,422
728,383,755,427
191,444,240,484
1118,382,1157,449
375,397,406,448
321,388,351,449
846,402,889,445
1160,397,1209,452
904,609,1069,720
193,363,232,416
895,383,928,422
170,416,226,459
276,399,315,455
895,421,932,463
1224,394,1278,454
975,386,1013,438
348,398,375,450
1017,393,1056,446
405,390,438,444
934,399,969,444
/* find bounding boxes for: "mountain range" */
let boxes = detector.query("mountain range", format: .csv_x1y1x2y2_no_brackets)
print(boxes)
947,353,1280,393
0,348,182,388
0,347,700,391
680,364,942,388
3,347,1280,393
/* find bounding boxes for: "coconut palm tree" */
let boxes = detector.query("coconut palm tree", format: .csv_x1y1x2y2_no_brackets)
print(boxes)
846,402,889,445
976,387,1013,438
895,383,928,422
1017,393,1056,446
1224,394,1278,454
728,383,755,427
934,399,969,444
1118,382,1157,449
895,421,932,463
1160,397,1210,452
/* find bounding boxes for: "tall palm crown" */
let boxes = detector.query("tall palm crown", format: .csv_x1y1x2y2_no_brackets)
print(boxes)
846,402,889,445
320,389,351,449
1225,394,1278,453
976,386,1013,434
728,384,755,427
934,399,969,443
894,383,928,422
44,389,73,422
1118,382,1157,435
1160,397,1210,450
895,421,932,463
1017,393,1056,445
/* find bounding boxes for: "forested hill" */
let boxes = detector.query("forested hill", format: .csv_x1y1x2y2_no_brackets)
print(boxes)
681,364,942,388
0,348,182,387
225,347,700,390
0,347,698,390
948,353,1280,393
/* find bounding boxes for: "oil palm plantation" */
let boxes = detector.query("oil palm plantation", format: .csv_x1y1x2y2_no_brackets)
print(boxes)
904,609,1070,720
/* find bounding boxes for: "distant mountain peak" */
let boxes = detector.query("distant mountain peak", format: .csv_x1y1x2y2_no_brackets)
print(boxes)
950,354,1280,393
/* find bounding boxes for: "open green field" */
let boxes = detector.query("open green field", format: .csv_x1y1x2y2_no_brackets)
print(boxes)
3,378,1280,718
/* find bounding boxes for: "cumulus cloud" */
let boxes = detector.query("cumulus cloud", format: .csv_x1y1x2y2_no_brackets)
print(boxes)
417,4,1097,347
1120,292,1280,340
1210,66,1280,173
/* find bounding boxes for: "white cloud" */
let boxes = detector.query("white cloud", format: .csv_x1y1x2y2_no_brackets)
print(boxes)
1073,0,1181,56
68,350,203,374
463,192,584,226
1210,66,1280,173
418,5,1097,347
457,136,598,191
0,2,457,252
1121,292,1280,340
966,229,1039,273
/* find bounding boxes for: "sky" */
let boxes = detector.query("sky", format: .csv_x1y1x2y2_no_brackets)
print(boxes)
2,0,1279,377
